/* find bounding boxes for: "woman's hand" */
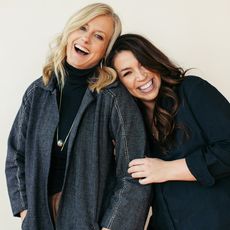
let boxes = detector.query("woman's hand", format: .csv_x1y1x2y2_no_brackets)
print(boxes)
128,158,196,184
20,210,28,222
102,228,110,230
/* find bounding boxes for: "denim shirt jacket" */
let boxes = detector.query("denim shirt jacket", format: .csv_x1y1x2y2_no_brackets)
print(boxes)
5,75,152,230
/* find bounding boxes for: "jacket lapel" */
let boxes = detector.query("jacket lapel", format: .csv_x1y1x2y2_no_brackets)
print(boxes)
66,88,96,156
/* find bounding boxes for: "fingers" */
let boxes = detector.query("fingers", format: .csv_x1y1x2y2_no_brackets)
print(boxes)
139,177,152,185
128,158,153,183
127,165,144,174
131,171,147,179
128,164,146,179
129,158,146,167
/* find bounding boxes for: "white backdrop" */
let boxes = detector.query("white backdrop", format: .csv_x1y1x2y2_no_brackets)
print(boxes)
0,0,229,228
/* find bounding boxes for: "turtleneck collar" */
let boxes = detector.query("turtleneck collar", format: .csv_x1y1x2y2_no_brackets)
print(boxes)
64,61,97,86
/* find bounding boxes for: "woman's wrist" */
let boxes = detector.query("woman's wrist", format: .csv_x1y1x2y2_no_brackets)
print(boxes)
20,210,28,221
167,159,196,181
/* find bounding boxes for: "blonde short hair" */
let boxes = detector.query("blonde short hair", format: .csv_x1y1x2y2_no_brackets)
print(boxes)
42,3,121,91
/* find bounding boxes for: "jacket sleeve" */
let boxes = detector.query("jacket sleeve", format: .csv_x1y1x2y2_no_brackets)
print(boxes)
184,76,230,187
100,87,152,230
5,89,32,217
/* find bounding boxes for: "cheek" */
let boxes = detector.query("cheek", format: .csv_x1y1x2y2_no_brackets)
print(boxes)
94,39,109,54
95,45,107,58
119,78,133,91
157,78,161,89
66,40,73,55
66,46,71,59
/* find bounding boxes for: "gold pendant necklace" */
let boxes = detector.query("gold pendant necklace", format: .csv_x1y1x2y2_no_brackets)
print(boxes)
56,86,75,151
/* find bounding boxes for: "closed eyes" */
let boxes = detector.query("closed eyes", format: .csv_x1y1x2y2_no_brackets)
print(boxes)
123,71,132,77
80,25,87,31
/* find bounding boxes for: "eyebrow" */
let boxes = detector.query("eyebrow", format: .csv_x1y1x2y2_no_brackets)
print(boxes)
84,23,106,35
95,30,106,34
119,67,131,73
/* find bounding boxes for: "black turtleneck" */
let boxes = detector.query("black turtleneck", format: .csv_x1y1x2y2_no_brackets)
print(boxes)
48,61,96,195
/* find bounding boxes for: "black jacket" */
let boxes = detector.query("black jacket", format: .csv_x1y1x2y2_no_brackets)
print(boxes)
149,76,230,230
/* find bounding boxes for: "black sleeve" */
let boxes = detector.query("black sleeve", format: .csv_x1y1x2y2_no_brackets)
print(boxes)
184,76,230,186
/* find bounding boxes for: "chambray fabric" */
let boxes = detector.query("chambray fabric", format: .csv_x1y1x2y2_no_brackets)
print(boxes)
5,75,152,230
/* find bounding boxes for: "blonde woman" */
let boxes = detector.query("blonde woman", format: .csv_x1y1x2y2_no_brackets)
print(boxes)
5,4,151,230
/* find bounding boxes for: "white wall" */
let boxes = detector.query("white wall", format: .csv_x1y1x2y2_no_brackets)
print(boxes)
0,0,229,228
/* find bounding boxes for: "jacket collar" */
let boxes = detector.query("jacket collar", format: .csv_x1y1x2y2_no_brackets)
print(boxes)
35,73,58,93
35,72,120,94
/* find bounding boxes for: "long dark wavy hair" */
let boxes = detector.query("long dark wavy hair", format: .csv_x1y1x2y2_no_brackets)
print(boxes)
106,34,188,153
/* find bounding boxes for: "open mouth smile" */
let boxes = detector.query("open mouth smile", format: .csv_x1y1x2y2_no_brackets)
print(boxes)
74,44,90,55
138,80,154,93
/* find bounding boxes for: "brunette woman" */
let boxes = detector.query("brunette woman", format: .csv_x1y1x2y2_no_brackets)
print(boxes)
107,33,230,230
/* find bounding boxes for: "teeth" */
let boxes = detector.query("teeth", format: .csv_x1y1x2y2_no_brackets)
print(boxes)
139,80,152,90
74,44,89,54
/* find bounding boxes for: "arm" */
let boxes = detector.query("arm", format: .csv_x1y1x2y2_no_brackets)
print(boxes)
128,77,230,186
184,76,230,186
5,89,31,217
100,87,152,230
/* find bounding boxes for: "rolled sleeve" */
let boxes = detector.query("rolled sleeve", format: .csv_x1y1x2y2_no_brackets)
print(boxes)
186,149,215,186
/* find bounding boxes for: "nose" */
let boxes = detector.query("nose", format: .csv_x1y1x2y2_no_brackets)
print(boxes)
81,33,90,43
136,68,148,81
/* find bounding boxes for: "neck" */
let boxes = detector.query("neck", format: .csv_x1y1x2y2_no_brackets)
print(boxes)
63,60,97,85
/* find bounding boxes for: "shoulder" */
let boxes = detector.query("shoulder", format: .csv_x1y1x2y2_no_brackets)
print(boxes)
22,77,42,103
102,81,137,105
22,76,56,106
24,75,57,96
180,75,206,91
24,77,43,95
103,81,132,98
15,76,43,112
179,75,229,107
96,81,141,116
179,75,219,98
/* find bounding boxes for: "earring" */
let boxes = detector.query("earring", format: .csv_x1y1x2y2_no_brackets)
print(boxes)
100,58,105,69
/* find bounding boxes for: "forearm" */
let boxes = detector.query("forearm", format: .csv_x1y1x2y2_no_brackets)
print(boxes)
5,156,27,216
100,176,151,229
167,158,196,181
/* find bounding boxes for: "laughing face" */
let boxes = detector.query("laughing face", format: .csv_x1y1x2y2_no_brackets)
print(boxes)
66,15,114,69
114,50,161,105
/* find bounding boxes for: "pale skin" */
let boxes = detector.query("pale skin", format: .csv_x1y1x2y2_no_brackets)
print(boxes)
128,158,196,184
20,210,27,222
114,50,196,184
